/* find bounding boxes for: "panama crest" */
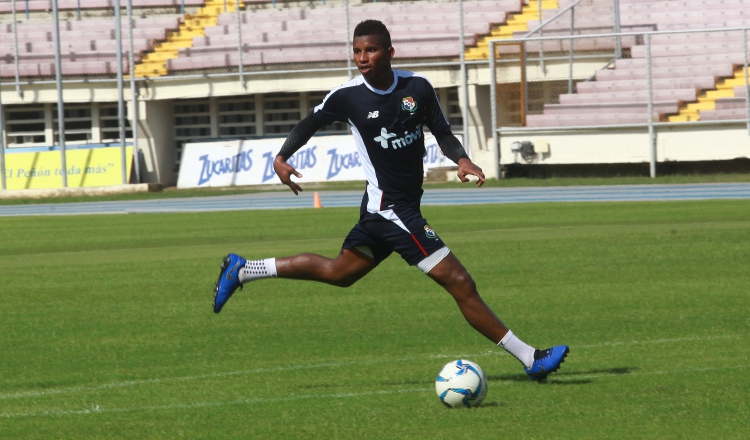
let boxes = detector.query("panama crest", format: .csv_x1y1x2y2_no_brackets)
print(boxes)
424,224,438,240
401,96,417,113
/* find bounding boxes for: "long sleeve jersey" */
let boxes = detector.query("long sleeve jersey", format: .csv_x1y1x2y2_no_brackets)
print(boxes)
279,69,468,212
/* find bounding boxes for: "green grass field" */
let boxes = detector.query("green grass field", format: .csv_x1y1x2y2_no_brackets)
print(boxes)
1,200,748,439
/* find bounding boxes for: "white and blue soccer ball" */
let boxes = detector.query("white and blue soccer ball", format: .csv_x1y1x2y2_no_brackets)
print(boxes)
435,359,488,408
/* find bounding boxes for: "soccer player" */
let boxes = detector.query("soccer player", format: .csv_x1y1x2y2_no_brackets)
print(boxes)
214,20,568,381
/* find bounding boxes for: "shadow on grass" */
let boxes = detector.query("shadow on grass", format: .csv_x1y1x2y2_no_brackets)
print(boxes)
487,367,636,385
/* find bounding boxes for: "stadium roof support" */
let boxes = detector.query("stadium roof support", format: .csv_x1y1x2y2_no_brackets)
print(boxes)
52,0,68,188
0,79,5,191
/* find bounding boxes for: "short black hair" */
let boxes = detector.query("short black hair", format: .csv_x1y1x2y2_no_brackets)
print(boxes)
353,19,392,48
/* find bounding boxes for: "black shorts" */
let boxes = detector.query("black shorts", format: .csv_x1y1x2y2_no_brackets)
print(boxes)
341,206,447,267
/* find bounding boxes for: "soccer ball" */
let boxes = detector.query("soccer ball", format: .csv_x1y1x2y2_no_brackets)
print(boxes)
435,359,488,408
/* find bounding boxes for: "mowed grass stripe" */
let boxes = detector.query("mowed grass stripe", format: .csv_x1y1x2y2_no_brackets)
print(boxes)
0,334,739,401
0,200,748,439
2,364,747,420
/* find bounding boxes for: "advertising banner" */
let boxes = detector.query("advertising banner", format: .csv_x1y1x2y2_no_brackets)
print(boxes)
2,144,133,190
177,134,453,188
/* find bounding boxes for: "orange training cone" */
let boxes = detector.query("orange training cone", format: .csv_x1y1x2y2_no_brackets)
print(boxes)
313,191,323,209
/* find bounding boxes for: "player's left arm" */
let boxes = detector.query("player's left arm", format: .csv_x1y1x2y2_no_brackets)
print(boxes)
423,81,485,187
455,156,486,187
436,133,485,187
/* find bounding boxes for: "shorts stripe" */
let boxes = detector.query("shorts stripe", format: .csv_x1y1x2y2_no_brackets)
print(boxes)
410,234,428,256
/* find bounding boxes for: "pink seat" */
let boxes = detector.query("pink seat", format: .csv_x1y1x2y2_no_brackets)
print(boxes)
596,64,737,81
61,60,128,75
526,112,655,127
699,108,748,121
542,102,679,115
714,97,748,110
0,0,206,11
0,62,55,78
631,42,749,59
622,0,750,14
0,1,49,13
576,76,718,94
615,53,749,69
559,88,698,104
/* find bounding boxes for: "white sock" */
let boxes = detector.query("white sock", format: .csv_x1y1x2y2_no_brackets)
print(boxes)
498,330,536,369
239,258,277,283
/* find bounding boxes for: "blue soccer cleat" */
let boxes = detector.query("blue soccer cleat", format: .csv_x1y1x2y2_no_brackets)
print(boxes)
213,253,246,313
524,345,569,381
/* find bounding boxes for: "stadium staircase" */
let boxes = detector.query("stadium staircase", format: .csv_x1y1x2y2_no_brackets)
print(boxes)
464,0,558,61
669,66,750,122
134,0,245,78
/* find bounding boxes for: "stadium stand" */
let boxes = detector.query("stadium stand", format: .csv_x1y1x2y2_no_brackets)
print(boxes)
465,0,555,60
0,14,181,77
524,0,750,126
463,0,639,59
0,1,581,78
135,0,245,77
158,0,523,76
0,0,205,13
1,0,749,188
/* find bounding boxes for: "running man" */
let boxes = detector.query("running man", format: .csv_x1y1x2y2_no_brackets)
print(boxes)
214,20,568,381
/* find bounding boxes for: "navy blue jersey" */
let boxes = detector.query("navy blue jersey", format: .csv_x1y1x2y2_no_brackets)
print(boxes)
311,70,454,213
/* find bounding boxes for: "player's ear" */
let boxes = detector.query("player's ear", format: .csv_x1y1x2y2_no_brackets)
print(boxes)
388,46,395,59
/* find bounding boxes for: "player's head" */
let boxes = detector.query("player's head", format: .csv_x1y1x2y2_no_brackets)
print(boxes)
352,20,395,87
353,19,392,49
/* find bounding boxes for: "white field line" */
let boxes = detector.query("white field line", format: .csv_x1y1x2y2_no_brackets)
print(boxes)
0,364,746,419
0,387,434,419
0,334,738,401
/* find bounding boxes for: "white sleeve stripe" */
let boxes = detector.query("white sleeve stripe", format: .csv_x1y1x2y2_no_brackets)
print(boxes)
313,76,363,113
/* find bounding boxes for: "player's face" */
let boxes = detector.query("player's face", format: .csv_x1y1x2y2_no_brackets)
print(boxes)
353,35,394,88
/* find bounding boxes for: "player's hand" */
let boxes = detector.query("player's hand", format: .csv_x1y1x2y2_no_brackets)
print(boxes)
456,158,485,187
273,155,303,195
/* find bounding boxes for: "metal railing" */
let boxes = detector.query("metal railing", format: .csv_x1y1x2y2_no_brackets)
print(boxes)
0,0,663,189
2,0,506,189
489,26,750,178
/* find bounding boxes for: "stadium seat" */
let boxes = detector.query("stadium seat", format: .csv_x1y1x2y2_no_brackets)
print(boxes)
0,12,183,77
524,0,750,126
559,88,699,105
164,0,515,73
540,101,680,115
595,64,737,81
0,0,205,13
526,112,656,127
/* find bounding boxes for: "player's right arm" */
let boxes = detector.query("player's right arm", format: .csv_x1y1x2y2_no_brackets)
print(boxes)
275,102,342,194
274,114,323,194
275,87,348,194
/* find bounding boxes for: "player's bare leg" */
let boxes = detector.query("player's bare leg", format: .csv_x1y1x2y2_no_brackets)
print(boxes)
426,253,509,343
426,252,569,380
214,249,376,313
275,248,377,287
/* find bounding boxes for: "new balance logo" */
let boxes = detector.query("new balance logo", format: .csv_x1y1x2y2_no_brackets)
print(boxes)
367,111,379,119
373,126,423,149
